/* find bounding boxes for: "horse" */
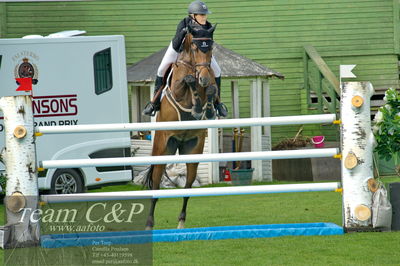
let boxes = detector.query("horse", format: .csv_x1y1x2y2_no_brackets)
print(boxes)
144,23,217,230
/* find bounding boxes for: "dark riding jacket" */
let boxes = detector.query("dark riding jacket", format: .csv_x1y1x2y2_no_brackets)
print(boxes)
172,16,213,53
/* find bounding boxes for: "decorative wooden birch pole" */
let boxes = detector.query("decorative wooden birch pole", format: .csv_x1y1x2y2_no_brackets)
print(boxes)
341,82,376,230
0,95,39,248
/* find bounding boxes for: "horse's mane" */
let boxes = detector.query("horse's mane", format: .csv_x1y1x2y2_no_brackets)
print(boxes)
182,32,193,53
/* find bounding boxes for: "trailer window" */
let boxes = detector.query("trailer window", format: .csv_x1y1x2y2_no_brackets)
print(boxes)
93,48,113,95
89,148,132,172
0,55,2,69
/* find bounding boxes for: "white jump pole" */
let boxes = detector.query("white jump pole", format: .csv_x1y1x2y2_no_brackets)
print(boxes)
341,82,375,230
41,182,341,203
35,114,336,134
40,148,339,169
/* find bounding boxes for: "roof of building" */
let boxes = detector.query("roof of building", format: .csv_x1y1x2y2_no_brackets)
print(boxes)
127,43,284,83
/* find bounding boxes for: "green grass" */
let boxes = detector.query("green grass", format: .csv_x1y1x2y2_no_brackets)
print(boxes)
154,233,400,266
1,178,400,265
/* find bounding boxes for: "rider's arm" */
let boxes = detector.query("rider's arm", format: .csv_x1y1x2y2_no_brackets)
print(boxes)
172,17,191,52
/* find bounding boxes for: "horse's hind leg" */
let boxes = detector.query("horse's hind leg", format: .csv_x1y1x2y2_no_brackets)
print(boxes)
178,162,199,229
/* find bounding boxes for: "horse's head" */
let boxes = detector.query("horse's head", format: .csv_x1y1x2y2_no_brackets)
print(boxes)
184,23,216,88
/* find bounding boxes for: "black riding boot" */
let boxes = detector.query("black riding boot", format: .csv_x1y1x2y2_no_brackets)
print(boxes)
214,77,228,117
142,76,164,116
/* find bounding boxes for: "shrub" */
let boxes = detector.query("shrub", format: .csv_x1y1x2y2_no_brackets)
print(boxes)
373,88,400,175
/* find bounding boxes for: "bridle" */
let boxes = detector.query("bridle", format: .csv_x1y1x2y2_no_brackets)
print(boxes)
177,36,212,79
169,32,216,120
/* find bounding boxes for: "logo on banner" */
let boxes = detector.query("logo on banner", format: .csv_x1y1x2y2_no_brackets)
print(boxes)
13,52,39,86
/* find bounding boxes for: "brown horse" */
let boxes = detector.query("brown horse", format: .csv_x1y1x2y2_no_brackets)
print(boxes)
145,24,217,230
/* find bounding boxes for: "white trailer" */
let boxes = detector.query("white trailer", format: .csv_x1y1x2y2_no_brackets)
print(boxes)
0,33,132,193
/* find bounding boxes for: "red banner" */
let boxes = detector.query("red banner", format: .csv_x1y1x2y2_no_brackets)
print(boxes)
16,77,33,91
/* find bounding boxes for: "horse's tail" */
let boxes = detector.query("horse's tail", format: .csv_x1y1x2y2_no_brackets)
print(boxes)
143,165,181,190
143,165,154,190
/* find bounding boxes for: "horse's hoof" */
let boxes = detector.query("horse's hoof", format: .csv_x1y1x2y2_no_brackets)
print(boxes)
177,220,185,229
191,110,203,120
205,108,216,120
206,85,216,96
145,226,153,231
184,75,196,86
192,104,202,114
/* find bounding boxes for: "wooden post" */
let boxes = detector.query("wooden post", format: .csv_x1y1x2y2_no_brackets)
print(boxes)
262,79,273,181
250,78,263,181
208,128,219,183
341,82,375,230
231,80,240,119
0,95,39,248
262,80,271,137
130,85,140,123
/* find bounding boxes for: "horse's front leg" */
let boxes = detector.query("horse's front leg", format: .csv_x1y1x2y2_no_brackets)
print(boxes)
205,84,217,119
178,162,199,229
177,133,206,229
146,132,178,230
184,74,203,120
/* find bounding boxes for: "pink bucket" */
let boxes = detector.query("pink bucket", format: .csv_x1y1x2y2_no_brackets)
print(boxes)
311,136,325,148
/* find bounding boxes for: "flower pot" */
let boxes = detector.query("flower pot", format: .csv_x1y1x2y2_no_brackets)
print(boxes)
311,136,325,148
229,168,254,186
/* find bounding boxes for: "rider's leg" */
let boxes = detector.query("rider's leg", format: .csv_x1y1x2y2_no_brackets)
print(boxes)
211,57,228,117
142,76,163,116
143,42,179,116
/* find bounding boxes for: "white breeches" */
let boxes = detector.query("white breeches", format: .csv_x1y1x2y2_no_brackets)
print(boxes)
157,41,221,78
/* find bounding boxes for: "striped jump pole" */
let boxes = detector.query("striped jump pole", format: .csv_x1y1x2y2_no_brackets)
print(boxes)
341,82,376,231
0,96,40,248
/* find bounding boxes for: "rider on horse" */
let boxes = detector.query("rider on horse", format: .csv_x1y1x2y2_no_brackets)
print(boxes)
142,0,228,118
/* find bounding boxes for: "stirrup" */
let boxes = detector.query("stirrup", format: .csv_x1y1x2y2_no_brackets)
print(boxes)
216,102,228,117
142,102,157,116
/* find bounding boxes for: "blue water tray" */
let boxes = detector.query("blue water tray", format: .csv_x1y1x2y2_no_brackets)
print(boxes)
41,222,343,248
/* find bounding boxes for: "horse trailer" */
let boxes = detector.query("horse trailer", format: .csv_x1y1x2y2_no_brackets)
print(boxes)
0,32,132,193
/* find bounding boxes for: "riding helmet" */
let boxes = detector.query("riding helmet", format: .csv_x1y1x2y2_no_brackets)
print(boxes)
188,1,211,14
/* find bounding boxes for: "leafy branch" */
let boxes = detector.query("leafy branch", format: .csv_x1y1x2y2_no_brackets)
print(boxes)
373,88,400,175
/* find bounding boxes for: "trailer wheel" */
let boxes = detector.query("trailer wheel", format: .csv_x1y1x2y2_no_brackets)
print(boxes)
50,169,84,194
